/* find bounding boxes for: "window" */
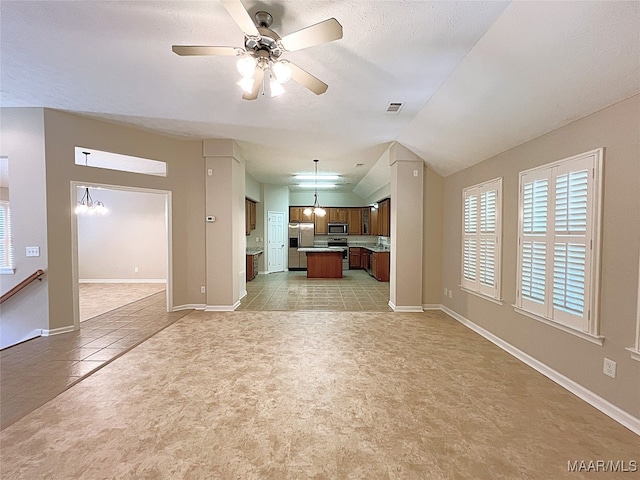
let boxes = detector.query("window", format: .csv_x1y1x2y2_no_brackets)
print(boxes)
0,200,14,273
515,148,603,342
462,178,502,301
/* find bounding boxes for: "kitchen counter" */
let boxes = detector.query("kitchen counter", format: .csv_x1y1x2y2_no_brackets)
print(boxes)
297,247,343,253
246,248,264,255
246,249,263,281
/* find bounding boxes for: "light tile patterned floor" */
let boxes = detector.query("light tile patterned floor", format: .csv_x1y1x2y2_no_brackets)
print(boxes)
1,309,638,479
0,290,188,429
238,270,392,311
79,282,165,321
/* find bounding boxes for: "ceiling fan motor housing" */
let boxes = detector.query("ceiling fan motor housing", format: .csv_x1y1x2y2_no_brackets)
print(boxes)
245,24,283,59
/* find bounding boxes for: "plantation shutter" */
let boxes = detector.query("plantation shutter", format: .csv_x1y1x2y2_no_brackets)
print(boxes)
462,179,502,299
462,188,478,289
516,149,600,335
519,173,549,317
552,161,591,330
0,202,13,268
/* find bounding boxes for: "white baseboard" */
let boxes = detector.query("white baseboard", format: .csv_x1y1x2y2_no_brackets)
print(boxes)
389,301,424,312
42,325,76,336
441,305,640,436
79,279,167,284
423,304,444,311
172,304,205,312
204,302,240,312
240,290,247,300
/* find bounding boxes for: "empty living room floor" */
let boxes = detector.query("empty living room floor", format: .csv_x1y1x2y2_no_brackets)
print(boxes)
1,308,637,479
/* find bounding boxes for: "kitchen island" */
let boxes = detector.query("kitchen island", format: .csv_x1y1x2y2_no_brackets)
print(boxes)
298,248,343,278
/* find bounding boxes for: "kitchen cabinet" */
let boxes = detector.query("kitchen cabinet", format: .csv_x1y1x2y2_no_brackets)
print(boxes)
246,199,256,235
246,252,261,281
378,199,390,237
369,206,378,236
348,208,362,235
349,247,362,269
289,206,305,222
329,208,348,223
371,251,390,282
314,212,328,235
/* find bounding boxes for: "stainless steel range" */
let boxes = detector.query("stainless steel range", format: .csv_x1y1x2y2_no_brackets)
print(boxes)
327,237,349,271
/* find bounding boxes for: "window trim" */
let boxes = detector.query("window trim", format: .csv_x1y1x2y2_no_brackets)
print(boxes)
461,177,503,302
627,253,640,362
514,148,604,343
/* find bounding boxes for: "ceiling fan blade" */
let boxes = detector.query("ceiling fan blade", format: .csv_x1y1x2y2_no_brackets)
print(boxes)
288,62,328,95
172,46,239,56
220,0,259,37
242,66,264,100
280,18,343,52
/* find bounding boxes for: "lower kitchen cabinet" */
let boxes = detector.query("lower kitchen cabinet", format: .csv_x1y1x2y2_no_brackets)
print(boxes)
246,252,261,281
349,247,362,269
371,251,390,282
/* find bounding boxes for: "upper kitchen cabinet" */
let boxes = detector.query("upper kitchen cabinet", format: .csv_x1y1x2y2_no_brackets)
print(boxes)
328,208,348,223
378,199,390,237
370,205,378,236
315,212,328,235
246,198,257,235
289,206,305,222
348,208,362,235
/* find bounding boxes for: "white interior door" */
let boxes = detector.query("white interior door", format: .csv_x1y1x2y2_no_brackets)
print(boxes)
268,211,285,273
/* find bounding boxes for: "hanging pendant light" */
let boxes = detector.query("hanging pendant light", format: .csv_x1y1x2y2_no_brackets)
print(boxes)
75,152,108,216
304,159,326,217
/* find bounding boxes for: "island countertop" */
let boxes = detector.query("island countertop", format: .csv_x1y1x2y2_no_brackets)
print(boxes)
297,247,344,253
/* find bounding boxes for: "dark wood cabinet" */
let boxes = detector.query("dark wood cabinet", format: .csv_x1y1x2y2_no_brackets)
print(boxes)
349,247,362,269
246,199,256,235
329,208,348,223
246,253,261,281
378,199,390,237
289,206,304,222
314,212,328,235
348,208,362,235
371,251,390,282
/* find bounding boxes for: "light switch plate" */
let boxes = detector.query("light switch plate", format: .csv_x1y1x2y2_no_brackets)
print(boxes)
26,246,40,257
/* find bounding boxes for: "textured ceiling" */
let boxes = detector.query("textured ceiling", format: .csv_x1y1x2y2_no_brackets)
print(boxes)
1,1,638,197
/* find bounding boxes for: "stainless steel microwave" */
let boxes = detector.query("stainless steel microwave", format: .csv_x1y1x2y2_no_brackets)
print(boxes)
327,223,348,235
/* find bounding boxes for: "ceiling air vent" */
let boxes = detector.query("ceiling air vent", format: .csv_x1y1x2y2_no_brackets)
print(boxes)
385,102,404,114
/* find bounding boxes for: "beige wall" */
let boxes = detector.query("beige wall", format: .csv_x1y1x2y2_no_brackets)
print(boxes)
423,166,443,305
441,95,640,417
289,190,366,207
0,108,50,347
42,109,206,327
77,188,167,281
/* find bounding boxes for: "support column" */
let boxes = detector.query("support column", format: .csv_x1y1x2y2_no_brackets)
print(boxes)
203,139,246,310
389,143,424,311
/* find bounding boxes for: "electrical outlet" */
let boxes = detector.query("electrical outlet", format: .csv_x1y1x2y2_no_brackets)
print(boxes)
603,358,616,378
134,266,139,273
200,286,206,294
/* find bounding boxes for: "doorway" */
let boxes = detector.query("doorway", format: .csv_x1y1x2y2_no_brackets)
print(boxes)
71,183,172,329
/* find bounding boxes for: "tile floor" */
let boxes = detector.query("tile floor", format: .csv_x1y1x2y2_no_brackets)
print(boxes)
0,290,189,429
238,269,392,311
1,309,638,479
79,282,166,321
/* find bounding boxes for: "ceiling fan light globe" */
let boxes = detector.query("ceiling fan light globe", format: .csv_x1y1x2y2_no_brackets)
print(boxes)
237,77,255,94
270,77,286,97
236,56,257,78
272,61,292,84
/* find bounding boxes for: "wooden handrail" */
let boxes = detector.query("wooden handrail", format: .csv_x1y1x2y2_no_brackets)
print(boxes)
0,269,45,305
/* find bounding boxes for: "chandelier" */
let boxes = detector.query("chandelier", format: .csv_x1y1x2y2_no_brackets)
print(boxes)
303,159,326,217
75,152,108,216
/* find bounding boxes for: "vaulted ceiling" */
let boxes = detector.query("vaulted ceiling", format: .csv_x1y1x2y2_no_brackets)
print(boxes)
2,1,638,196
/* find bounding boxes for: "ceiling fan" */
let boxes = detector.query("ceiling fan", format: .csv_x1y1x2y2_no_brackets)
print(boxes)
172,0,343,100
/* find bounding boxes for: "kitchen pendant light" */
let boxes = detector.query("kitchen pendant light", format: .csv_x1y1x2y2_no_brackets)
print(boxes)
304,159,326,217
75,152,108,216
